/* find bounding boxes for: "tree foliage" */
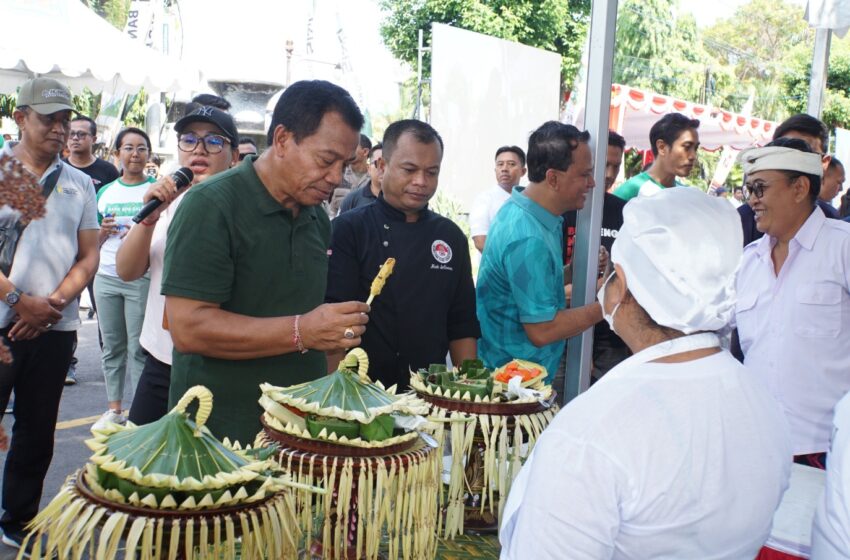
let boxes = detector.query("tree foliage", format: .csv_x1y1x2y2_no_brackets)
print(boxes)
703,0,812,120
782,39,850,131
378,0,590,90
79,0,130,30
614,1,734,105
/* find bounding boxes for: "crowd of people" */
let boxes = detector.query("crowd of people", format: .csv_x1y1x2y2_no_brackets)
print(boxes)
0,74,849,558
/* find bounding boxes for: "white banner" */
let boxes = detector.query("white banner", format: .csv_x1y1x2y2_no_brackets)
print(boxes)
123,0,155,48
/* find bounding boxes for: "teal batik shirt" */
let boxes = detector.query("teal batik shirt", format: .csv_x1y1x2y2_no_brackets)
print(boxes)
476,188,566,382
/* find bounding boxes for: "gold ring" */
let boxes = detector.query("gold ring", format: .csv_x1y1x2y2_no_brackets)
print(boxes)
344,328,355,339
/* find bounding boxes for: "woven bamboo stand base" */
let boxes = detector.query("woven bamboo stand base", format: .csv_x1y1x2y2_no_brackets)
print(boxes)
21,470,300,560
419,393,559,539
258,424,440,560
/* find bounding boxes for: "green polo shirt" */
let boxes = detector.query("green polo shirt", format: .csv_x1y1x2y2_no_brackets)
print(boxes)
162,156,331,445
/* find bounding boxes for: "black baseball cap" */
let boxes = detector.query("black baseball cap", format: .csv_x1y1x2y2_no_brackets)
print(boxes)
175,106,238,147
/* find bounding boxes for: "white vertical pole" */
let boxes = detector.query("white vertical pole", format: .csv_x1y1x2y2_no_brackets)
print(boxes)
563,0,619,404
807,28,832,119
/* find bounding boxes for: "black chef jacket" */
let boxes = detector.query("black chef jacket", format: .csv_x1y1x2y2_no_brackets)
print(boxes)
562,192,629,355
326,196,481,388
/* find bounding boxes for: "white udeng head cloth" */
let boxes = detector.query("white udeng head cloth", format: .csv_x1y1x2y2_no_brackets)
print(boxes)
611,187,742,334
738,146,824,177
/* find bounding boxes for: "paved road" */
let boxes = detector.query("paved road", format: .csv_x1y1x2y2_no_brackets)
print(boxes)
0,310,133,559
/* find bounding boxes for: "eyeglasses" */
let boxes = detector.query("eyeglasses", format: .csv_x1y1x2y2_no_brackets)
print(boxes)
119,145,150,155
742,177,797,200
238,151,256,161
178,133,230,154
68,131,91,139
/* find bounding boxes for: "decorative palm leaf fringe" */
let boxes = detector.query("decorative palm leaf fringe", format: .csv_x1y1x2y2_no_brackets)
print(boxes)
20,472,301,560
256,432,440,559
426,407,558,539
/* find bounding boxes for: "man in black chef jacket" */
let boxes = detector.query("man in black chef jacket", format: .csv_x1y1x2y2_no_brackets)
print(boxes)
325,119,480,388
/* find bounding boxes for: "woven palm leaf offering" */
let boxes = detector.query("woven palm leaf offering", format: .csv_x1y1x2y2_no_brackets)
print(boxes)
22,386,311,560
410,359,558,538
257,348,440,560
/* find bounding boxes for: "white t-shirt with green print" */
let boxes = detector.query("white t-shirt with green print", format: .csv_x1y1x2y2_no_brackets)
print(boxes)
96,176,154,277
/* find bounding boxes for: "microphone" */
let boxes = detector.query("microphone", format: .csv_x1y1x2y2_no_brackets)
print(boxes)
132,167,194,223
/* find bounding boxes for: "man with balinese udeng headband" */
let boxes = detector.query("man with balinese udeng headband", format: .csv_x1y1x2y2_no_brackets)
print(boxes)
500,187,791,559
735,138,850,470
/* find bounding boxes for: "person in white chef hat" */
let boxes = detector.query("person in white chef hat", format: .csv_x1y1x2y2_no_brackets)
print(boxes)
500,186,792,560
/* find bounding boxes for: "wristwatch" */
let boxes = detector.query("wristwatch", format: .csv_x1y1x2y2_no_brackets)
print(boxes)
4,287,22,307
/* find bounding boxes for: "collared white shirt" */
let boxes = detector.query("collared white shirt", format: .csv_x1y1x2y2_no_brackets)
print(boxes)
736,207,850,455
500,341,791,560
469,185,512,237
812,391,850,559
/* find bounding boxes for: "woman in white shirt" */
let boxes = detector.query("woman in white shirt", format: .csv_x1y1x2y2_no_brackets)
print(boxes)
115,107,238,425
91,128,155,431
500,187,792,560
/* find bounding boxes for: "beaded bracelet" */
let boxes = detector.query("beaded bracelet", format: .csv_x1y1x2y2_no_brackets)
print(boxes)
293,314,307,354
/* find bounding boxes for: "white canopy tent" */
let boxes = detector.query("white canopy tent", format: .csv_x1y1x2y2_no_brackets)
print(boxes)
0,0,200,95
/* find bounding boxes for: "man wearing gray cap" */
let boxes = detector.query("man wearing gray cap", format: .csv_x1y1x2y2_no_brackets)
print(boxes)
0,78,99,553
736,137,850,469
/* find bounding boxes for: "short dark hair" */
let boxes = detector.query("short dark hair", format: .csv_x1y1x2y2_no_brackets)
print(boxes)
188,94,231,112
267,80,363,145
495,145,526,167
71,115,97,136
382,119,443,161
526,121,590,183
114,127,152,151
369,142,382,159
238,137,257,149
774,114,829,153
359,134,372,151
649,113,700,157
149,154,162,166
828,156,843,171
765,136,821,204
608,130,626,150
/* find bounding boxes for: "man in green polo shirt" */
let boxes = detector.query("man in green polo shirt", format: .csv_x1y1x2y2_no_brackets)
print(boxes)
613,113,700,201
162,81,371,445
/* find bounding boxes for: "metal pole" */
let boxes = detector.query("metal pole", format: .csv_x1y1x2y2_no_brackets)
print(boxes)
415,29,424,120
285,39,294,87
807,28,832,119
563,0,619,404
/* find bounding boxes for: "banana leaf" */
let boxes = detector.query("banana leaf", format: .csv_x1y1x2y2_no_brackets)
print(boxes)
260,348,429,424
87,386,271,492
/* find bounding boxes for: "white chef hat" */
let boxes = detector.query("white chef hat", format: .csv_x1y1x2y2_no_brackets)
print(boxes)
610,187,742,334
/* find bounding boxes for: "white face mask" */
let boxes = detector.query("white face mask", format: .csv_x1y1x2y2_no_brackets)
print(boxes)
597,272,621,333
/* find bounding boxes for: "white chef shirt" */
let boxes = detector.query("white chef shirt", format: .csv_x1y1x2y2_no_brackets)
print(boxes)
500,340,791,560
736,207,850,455
469,185,511,237
811,391,850,559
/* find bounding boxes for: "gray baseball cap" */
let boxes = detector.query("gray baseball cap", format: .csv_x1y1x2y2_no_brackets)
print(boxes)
16,77,75,115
